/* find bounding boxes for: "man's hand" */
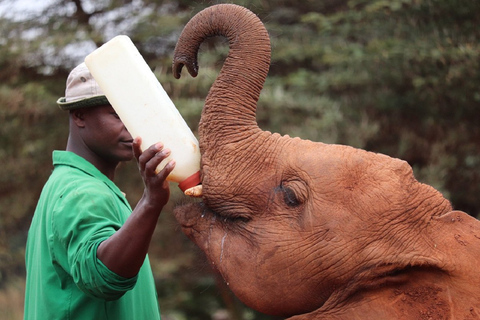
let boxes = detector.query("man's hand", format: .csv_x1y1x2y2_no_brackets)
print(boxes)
133,137,176,210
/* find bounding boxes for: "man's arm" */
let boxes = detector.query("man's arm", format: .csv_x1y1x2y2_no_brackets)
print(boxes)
97,137,175,278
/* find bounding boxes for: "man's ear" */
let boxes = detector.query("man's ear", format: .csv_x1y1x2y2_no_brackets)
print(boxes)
70,109,86,128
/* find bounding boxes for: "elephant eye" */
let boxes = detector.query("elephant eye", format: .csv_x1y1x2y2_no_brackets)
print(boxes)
280,182,300,207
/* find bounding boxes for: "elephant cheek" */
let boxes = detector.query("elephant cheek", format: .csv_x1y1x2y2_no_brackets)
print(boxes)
206,229,255,277
210,235,268,308
174,204,215,253
215,237,298,315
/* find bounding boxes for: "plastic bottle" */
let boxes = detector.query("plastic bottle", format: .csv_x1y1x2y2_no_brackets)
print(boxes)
84,35,201,193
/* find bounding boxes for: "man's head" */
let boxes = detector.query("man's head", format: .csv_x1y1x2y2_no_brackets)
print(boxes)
61,62,134,166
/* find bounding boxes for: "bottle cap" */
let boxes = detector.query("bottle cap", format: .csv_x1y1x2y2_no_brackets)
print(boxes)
178,171,201,192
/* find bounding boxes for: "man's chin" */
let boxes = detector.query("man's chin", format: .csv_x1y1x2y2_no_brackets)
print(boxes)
116,150,134,163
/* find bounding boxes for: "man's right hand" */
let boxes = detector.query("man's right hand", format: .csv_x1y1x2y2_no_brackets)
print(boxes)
133,137,176,210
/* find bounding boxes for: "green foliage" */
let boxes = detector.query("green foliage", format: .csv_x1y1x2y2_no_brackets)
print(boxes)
0,82,66,290
0,0,479,318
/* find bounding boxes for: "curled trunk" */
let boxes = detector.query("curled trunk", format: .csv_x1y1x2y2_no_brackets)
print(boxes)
172,4,273,202
173,4,270,137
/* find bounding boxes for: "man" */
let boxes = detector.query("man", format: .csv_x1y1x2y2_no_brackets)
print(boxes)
24,62,175,319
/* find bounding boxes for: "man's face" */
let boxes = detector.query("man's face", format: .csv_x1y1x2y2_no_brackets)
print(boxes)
81,105,134,163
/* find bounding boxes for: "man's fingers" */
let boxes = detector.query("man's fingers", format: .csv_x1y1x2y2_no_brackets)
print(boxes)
144,148,171,174
135,141,176,182
137,142,164,171
132,137,143,160
156,160,176,181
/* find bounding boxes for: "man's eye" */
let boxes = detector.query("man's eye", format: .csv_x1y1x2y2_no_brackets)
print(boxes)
111,113,120,119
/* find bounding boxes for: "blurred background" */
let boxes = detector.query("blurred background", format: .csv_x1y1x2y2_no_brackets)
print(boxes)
0,0,479,319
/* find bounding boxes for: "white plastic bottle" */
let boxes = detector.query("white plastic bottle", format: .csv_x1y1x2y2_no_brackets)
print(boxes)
84,35,201,193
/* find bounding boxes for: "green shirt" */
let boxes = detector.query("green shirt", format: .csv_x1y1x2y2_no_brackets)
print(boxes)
24,151,161,320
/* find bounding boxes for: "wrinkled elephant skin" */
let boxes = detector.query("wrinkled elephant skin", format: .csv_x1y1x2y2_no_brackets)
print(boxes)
172,4,480,319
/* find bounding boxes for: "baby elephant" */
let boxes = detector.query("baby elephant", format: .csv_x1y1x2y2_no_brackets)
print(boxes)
172,4,480,319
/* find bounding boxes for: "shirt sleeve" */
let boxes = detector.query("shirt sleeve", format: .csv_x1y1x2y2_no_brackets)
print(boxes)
51,179,137,301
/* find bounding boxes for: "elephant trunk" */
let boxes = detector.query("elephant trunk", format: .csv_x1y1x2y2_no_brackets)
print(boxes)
172,4,271,150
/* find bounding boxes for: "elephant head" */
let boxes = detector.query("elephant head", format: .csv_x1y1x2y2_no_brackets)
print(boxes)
172,4,480,319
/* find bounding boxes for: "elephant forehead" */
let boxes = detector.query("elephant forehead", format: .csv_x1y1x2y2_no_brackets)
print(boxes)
291,142,408,180
289,143,415,205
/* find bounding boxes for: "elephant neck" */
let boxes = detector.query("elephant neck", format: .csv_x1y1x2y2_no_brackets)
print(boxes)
311,210,480,320
428,210,480,275
304,266,480,320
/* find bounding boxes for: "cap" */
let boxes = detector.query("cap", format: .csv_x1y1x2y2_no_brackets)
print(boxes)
178,171,201,192
56,62,109,110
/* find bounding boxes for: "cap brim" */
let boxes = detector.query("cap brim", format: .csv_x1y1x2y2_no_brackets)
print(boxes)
57,95,110,110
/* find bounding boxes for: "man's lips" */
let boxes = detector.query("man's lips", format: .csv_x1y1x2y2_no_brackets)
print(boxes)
121,139,134,146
